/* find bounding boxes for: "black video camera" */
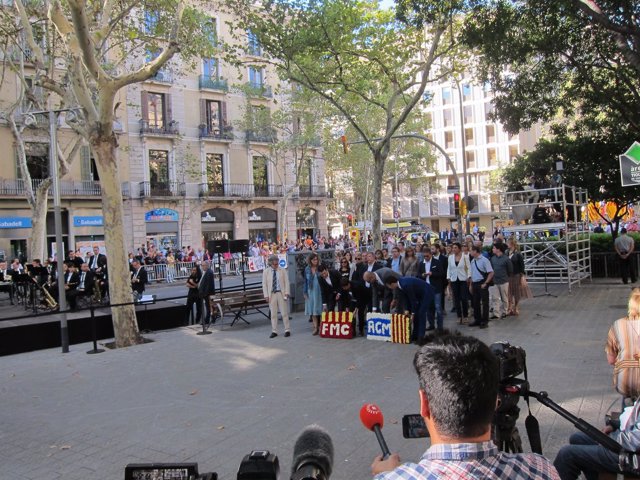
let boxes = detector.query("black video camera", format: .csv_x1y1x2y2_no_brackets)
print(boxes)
125,450,279,480
490,341,526,382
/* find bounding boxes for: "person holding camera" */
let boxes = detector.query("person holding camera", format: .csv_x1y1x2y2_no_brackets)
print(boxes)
553,396,640,479
371,333,559,479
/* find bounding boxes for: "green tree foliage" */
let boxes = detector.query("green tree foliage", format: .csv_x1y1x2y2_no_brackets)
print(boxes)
459,0,640,135
226,0,457,247
5,0,221,347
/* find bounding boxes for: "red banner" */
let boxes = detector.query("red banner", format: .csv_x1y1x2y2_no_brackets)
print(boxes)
320,311,354,339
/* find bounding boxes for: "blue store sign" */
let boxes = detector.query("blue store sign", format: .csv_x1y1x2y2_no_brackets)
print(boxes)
73,216,104,227
0,217,32,229
145,208,179,222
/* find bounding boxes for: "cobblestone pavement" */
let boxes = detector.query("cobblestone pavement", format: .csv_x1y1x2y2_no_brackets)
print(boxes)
0,279,632,479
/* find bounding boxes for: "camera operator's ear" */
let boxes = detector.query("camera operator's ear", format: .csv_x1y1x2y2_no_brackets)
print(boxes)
419,389,431,419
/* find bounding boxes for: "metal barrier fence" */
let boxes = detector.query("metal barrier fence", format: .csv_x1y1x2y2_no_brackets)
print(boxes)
590,252,640,279
142,256,251,283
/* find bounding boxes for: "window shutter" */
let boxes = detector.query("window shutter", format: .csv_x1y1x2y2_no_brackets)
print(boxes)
165,93,173,123
200,99,207,127
80,145,91,181
221,101,227,126
141,91,149,121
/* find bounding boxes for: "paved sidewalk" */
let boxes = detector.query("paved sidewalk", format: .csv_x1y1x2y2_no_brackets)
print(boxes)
0,279,632,479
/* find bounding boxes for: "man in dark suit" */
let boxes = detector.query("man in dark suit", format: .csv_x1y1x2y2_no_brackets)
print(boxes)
318,264,341,311
67,263,94,310
433,244,448,313
352,251,382,315
363,267,401,313
131,260,148,296
338,277,370,336
198,261,216,324
419,248,445,330
87,245,107,272
385,275,436,341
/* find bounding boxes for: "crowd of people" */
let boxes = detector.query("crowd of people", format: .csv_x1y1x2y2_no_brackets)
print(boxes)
290,234,533,340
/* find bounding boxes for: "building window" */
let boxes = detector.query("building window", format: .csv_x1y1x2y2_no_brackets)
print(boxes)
147,92,165,129
463,105,473,124
469,174,477,190
486,124,496,143
203,58,219,79
247,30,261,56
299,157,312,186
206,100,222,135
443,108,453,127
204,17,217,47
252,155,268,194
465,127,474,146
25,149,49,179
462,84,472,101
248,66,264,88
442,87,452,105
206,153,223,190
445,131,455,149
447,175,458,187
509,145,519,161
484,102,494,122
149,150,169,186
465,150,476,169
487,148,498,167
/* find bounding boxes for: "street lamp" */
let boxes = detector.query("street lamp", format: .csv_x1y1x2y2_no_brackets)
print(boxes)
29,106,82,353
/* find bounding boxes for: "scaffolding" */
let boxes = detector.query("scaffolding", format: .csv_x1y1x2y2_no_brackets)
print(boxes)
500,185,591,292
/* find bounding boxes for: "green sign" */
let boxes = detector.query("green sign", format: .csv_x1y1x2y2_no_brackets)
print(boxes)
620,142,640,186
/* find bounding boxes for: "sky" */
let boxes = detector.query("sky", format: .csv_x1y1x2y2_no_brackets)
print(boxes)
380,0,395,9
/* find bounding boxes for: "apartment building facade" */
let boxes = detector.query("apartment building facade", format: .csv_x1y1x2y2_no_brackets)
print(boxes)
0,9,328,260
385,79,543,232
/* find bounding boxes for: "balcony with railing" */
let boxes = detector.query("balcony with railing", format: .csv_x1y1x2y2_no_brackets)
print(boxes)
198,75,228,91
246,128,276,143
245,82,273,98
139,181,184,197
297,185,329,198
148,70,173,84
0,179,102,197
199,183,284,198
199,124,234,141
139,119,179,136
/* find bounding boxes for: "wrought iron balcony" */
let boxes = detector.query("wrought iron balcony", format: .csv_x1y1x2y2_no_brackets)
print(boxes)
199,124,234,141
198,75,229,91
199,183,284,198
148,70,173,83
298,185,329,198
139,181,183,197
0,179,102,197
139,119,179,136
246,128,276,143
245,82,273,98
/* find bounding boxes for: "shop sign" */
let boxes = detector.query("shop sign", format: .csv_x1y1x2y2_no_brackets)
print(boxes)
201,208,234,223
0,217,32,229
620,142,640,187
248,208,277,222
145,208,179,222
73,216,104,227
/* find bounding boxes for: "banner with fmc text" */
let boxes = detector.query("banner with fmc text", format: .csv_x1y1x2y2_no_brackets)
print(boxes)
366,313,411,344
320,311,354,339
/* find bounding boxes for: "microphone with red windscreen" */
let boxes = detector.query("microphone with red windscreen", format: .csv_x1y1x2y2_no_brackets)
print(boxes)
360,403,391,459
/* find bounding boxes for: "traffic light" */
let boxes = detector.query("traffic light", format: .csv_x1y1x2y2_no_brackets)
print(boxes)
347,214,353,226
453,193,460,216
340,135,349,154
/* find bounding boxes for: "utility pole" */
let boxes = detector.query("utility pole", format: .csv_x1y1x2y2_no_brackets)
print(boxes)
454,78,471,235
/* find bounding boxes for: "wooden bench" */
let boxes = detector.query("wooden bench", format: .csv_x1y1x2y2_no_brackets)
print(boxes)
209,288,270,328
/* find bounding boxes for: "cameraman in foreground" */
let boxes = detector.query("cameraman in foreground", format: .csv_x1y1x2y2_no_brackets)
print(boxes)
553,397,640,479
371,333,559,479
